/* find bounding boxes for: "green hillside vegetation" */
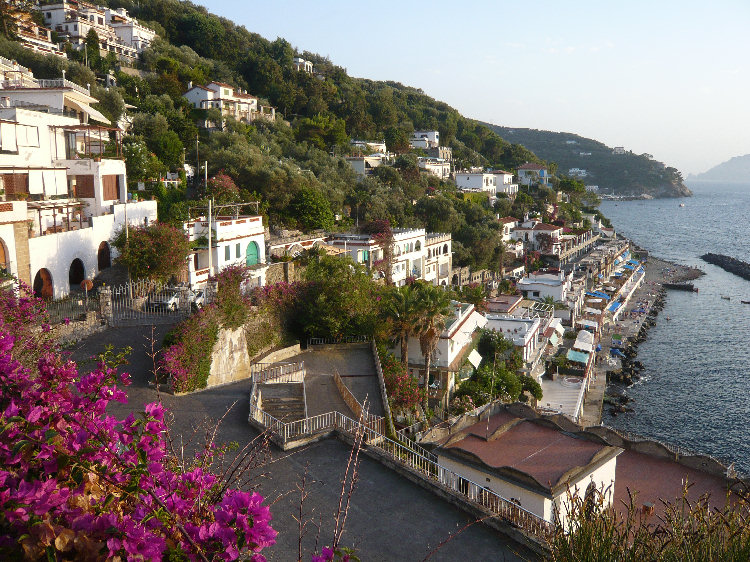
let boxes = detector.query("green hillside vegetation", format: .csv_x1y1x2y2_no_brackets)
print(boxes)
2,1,595,272
483,125,691,198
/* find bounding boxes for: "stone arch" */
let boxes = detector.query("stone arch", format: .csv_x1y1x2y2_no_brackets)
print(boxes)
69,258,85,286
451,274,459,286
443,243,448,254
415,240,421,251
97,241,111,270
33,268,53,300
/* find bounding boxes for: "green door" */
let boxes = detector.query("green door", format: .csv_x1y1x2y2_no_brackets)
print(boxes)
246,241,259,266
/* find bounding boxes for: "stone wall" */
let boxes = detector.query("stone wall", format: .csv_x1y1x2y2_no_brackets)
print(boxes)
206,325,252,387
265,261,306,285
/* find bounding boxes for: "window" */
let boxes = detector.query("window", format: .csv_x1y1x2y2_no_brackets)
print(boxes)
236,243,241,258
415,241,421,251
46,12,51,18
224,246,230,261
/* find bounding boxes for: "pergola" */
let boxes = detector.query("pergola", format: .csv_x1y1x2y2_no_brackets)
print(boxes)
27,199,86,236
51,124,123,160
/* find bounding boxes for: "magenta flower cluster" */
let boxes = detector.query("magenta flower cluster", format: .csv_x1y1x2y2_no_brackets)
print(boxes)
0,289,276,560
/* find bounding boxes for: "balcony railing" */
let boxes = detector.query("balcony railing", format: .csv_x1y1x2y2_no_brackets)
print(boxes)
38,78,89,96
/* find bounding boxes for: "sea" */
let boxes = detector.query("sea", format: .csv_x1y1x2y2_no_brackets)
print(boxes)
599,181,750,476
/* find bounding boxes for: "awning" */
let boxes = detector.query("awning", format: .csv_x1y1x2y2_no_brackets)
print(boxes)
623,264,634,270
627,259,640,266
614,272,623,277
614,257,622,264
566,349,591,364
592,291,611,300
607,300,622,312
67,99,111,125
467,349,482,369
584,306,601,315
610,348,625,358
549,332,560,346
578,319,599,329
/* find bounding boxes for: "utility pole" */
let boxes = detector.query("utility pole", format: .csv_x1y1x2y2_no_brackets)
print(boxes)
195,134,199,187
207,198,212,276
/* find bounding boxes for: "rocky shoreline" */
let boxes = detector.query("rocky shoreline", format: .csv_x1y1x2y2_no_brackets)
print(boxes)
601,252,703,417
700,252,750,281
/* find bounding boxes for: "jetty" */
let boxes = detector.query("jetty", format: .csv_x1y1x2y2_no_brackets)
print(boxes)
663,282,697,291
701,253,750,281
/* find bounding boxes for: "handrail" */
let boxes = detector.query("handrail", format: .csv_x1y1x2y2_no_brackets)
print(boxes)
247,402,553,538
251,361,304,383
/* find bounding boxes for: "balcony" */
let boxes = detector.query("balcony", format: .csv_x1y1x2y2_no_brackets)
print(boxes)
38,78,90,96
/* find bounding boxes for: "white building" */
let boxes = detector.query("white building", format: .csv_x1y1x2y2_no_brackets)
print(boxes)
411,130,439,149
417,157,450,179
511,220,563,254
104,7,157,52
42,1,139,60
183,214,267,289
455,172,496,194
436,413,622,525
612,147,626,155
492,170,519,197
568,168,588,177
327,228,451,287
0,106,156,298
183,81,275,128
484,315,543,363
350,139,387,154
516,269,572,302
293,57,313,73
344,155,386,177
517,163,551,187
10,11,66,58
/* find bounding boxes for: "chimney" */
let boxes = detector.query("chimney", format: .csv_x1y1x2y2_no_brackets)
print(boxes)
187,81,192,89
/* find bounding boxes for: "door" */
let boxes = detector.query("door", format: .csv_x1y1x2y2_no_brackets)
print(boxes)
245,241,259,266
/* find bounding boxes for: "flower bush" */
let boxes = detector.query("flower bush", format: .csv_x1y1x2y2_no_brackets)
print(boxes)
379,350,423,413
449,394,476,416
0,289,276,560
111,222,191,284
161,305,220,392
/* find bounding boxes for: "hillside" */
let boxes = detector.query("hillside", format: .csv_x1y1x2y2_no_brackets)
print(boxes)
689,154,750,182
482,125,691,198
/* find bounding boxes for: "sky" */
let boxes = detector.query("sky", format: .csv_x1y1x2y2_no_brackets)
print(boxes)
205,0,750,176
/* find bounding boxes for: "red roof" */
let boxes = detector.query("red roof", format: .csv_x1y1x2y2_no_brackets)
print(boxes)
498,216,519,224
491,169,513,175
439,414,620,493
518,163,546,171
533,223,561,231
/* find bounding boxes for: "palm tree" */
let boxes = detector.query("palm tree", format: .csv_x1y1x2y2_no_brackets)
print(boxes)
414,283,454,413
381,284,419,366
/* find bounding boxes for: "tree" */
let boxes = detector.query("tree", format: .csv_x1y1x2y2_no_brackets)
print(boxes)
207,172,241,204
289,187,334,230
111,222,190,283
85,28,101,69
414,282,454,412
95,87,125,124
384,126,410,154
381,284,419,367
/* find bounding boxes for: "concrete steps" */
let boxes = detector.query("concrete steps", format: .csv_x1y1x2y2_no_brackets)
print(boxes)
260,383,306,422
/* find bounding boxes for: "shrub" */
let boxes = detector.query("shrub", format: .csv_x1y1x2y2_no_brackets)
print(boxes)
111,222,190,283
161,305,220,392
213,264,252,329
0,293,276,560
379,351,423,413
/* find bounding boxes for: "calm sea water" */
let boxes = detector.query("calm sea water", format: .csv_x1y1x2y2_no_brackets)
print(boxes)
599,181,750,475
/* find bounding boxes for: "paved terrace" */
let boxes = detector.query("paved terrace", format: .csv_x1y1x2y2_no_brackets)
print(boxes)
68,327,532,560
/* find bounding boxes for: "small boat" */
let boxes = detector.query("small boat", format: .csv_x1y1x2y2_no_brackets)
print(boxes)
721,296,731,300
679,203,685,207
742,300,750,305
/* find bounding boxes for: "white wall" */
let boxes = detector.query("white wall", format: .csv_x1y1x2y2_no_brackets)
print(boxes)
456,173,495,192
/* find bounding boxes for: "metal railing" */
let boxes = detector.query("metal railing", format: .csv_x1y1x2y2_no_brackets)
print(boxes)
46,291,100,325
251,361,305,383
247,403,553,539
38,78,89,96
307,335,370,346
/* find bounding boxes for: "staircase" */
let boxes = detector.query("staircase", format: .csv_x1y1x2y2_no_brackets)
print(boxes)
258,383,306,422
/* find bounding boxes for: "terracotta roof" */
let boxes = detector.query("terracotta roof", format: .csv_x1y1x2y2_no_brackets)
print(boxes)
533,223,561,231
498,216,519,224
518,163,546,171
188,84,212,92
439,414,621,494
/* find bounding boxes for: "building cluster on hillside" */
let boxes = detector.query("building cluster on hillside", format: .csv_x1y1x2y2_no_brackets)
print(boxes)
183,81,276,129
10,1,156,61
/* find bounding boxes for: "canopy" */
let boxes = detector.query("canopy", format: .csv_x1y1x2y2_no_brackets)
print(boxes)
627,259,640,266
614,272,623,277
584,306,601,315
607,300,622,313
592,291,611,300
622,264,635,270
467,349,482,369
610,348,626,358
578,319,599,330
566,349,591,364
574,330,595,352
614,257,622,264
67,99,111,125
549,332,560,346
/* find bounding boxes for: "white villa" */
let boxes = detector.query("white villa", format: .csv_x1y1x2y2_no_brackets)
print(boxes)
455,170,518,197
435,413,621,526
512,219,563,254
42,1,140,61
0,105,156,299
344,154,386,177
410,130,440,149
517,163,551,187
517,269,572,302
327,228,451,287
350,139,387,154
104,7,157,52
183,214,267,289
417,157,450,179
484,315,543,364
183,81,275,128
293,57,313,73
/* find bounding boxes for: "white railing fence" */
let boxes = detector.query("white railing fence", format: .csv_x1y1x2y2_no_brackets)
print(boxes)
251,361,305,383
247,401,552,539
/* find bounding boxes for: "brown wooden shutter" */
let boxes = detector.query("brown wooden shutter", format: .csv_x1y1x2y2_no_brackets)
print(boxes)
102,175,118,200
75,175,95,198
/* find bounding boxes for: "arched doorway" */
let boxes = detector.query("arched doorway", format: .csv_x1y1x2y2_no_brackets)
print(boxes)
246,241,259,266
0,237,7,274
33,268,53,299
97,241,111,270
69,258,85,286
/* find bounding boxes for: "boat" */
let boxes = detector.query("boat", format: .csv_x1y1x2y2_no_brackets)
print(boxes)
663,282,697,292
742,301,750,305
721,296,731,300
679,203,685,207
